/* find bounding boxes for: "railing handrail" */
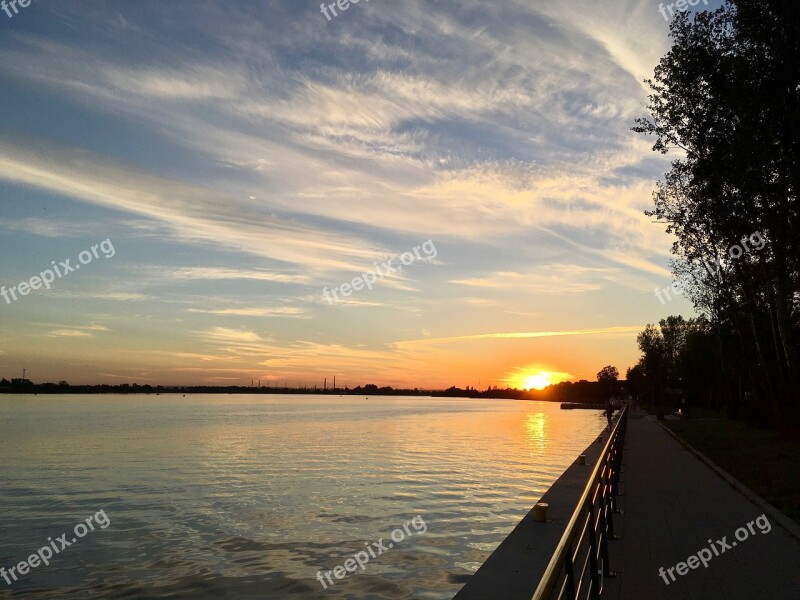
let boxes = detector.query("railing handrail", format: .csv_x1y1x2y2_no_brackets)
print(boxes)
531,403,629,600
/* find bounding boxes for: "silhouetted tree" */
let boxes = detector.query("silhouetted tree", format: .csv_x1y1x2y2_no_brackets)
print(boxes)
625,364,647,404
596,366,619,398
633,0,800,433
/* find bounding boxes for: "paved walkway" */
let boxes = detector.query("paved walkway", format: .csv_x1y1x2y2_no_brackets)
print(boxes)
604,412,800,599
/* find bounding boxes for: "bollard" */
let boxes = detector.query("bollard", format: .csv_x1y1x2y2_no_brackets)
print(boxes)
578,454,587,465
533,502,548,523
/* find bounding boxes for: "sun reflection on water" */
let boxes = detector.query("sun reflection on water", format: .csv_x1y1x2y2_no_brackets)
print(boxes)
526,411,548,452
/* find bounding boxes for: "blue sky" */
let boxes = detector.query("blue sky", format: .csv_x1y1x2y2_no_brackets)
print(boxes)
0,0,716,387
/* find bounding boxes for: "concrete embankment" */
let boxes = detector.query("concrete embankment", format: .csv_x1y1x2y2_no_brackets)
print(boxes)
453,432,606,600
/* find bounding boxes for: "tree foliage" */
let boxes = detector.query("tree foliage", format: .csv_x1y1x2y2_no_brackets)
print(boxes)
633,0,800,434
596,366,619,383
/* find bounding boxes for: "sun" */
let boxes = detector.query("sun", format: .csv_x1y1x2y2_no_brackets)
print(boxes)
523,372,551,391
507,367,570,391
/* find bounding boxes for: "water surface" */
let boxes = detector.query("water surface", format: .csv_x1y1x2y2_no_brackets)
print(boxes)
0,394,605,599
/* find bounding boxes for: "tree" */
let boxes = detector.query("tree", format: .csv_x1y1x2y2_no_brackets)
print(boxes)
637,324,666,407
625,364,647,403
596,366,619,383
597,365,619,398
633,0,800,433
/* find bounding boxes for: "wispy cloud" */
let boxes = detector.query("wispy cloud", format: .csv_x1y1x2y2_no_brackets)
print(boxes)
195,327,277,357
395,326,644,348
449,267,615,293
1,217,98,238
168,267,311,284
187,307,306,317
46,329,95,338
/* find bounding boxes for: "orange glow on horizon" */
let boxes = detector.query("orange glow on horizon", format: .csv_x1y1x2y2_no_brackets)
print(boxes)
524,373,551,390
507,367,572,391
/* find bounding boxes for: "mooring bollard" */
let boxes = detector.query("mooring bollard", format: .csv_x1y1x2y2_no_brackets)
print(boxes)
578,454,587,465
533,502,548,522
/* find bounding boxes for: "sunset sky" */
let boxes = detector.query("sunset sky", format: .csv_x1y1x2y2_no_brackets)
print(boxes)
0,0,712,388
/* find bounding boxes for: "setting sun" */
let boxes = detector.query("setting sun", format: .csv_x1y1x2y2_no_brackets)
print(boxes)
524,373,552,390
506,367,573,391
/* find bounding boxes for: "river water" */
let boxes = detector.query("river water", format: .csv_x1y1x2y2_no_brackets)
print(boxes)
0,394,605,599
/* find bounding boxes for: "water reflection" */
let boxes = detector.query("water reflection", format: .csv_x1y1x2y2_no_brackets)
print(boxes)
526,411,548,453
0,395,604,600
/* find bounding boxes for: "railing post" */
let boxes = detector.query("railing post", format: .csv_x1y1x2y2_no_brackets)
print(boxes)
586,497,601,600
598,482,614,579
564,543,576,600
604,467,616,537
609,414,626,513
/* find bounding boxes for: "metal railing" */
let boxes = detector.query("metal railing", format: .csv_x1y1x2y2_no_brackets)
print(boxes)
531,403,629,600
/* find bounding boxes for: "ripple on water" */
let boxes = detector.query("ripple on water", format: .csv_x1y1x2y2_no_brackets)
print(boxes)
0,395,605,599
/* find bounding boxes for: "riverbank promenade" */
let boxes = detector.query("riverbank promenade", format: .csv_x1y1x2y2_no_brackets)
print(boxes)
604,410,800,599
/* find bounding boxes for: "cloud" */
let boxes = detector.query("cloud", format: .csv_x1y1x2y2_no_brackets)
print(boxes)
0,3,674,271
168,267,311,284
195,327,278,357
0,217,97,238
50,289,152,301
187,307,306,317
42,324,109,338
46,329,95,337
449,267,614,293
130,350,232,363
105,65,248,100
395,325,644,348
110,12,143,33
201,327,270,344
327,298,387,308
0,137,384,274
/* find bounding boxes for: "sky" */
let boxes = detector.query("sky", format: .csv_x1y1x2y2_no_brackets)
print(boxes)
0,0,715,389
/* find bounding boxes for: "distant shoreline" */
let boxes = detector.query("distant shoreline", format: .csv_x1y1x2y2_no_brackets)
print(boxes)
1,386,562,401
1,380,623,404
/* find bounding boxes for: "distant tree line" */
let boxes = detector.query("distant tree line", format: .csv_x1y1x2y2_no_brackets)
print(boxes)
0,377,629,403
631,0,799,434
